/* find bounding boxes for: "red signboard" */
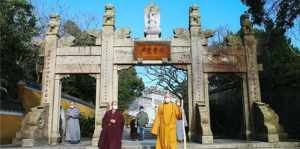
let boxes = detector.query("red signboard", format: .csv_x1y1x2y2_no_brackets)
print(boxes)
134,41,170,60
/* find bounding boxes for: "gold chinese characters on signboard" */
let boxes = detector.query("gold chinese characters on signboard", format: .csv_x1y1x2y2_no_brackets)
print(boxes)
134,41,170,60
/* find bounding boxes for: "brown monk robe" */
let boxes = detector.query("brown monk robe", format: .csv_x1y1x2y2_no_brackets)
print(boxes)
151,93,182,149
98,102,124,149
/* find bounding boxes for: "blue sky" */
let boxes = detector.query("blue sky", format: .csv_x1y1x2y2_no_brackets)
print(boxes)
32,0,247,38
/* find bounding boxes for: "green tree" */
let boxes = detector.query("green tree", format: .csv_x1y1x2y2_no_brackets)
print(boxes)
63,20,95,46
242,0,300,138
241,0,300,33
62,75,96,104
0,0,38,102
118,67,145,111
255,27,300,137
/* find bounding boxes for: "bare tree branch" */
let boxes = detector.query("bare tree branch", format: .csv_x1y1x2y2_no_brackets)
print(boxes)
143,65,187,101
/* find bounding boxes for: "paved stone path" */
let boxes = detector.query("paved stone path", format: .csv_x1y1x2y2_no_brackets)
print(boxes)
1,128,299,149
1,139,299,149
123,127,155,140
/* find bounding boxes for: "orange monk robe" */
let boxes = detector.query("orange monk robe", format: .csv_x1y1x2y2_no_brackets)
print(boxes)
151,103,182,149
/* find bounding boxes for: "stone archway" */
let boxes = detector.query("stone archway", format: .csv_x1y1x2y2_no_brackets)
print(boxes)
16,4,282,147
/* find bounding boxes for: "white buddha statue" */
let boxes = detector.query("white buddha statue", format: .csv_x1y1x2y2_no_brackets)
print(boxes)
144,4,161,37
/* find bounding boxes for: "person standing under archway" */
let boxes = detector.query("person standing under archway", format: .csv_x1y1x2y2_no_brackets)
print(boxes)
151,92,182,149
98,101,124,149
65,102,81,144
136,106,149,140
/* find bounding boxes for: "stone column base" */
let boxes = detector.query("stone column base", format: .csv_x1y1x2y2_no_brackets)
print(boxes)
253,102,281,143
92,137,99,146
242,130,252,141
201,135,213,144
22,139,34,147
267,134,279,143
50,136,60,145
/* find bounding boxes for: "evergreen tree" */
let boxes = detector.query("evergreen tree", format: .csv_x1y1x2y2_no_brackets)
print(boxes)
0,0,38,102
118,67,144,111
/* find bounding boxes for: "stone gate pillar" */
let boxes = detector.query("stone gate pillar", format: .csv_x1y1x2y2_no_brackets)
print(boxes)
241,74,251,140
91,5,116,146
187,65,193,140
41,14,60,105
92,74,103,146
100,4,115,106
112,65,119,102
189,5,213,144
41,14,61,144
50,74,62,144
241,14,279,142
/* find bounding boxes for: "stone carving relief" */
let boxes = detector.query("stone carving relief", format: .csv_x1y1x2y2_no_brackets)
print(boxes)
103,4,115,26
207,55,236,65
144,4,160,34
115,28,131,39
58,33,75,47
46,14,60,35
224,35,242,49
197,105,213,140
189,5,200,27
14,106,48,146
240,14,252,35
87,29,101,38
173,28,189,39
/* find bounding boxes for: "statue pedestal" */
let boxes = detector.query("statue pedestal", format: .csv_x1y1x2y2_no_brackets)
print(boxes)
22,139,34,147
144,28,161,39
50,135,61,145
92,138,99,146
202,136,213,144
145,33,160,39
267,134,279,143
14,105,49,147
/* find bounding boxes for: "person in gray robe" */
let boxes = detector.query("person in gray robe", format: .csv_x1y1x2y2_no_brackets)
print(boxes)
65,102,81,144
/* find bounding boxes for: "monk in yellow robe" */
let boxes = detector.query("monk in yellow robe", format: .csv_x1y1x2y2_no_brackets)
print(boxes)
151,93,182,149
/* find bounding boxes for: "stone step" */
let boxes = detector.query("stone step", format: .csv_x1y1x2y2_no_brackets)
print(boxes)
123,127,156,140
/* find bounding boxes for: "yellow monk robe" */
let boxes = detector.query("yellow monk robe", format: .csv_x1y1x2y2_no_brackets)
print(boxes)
151,102,182,149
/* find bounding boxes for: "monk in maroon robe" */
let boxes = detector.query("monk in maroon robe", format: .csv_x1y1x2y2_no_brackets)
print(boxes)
98,101,124,149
